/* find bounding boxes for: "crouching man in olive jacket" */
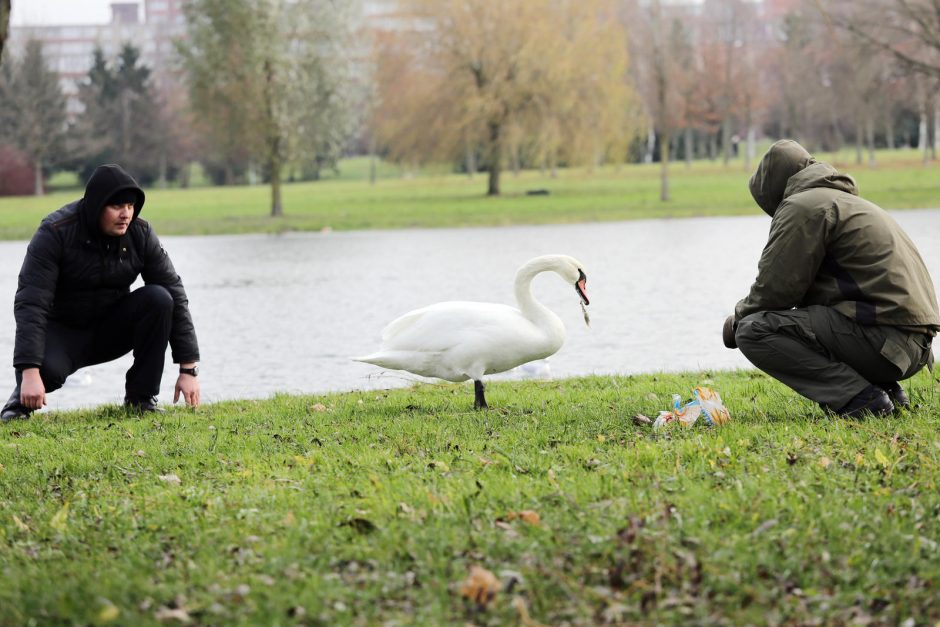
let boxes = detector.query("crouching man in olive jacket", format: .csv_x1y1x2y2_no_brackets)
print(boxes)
2,164,200,421
724,140,939,418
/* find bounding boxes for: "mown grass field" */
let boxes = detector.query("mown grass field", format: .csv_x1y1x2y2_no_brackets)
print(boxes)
2,370,939,625
1,150,938,240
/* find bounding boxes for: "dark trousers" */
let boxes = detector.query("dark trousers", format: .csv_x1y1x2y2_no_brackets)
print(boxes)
10,285,174,405
735,305,933,410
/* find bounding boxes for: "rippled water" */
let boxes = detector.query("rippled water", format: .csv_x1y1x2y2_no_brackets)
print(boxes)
3,209,940,410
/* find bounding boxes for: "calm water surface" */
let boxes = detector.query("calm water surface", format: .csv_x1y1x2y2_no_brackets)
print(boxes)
4,209,940,410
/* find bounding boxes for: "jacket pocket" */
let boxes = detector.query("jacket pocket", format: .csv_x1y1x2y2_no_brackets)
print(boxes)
878,335,913,375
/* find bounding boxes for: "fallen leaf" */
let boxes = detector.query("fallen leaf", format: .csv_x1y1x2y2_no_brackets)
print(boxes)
478,456,496,466
97,604,120,623
158,474,182,485
12,515,29,532
459,565,499,607
428,460,450,472
310,403,328,412
874,448,890,468
281,511,296,526
507,510,541,526
632,414,652,426
50,502,70,532
819,457,832,469
596,434,606,443
154,607,191,623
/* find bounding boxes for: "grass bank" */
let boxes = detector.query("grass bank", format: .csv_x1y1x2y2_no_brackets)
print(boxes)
1,151,938,240
2,370,939,624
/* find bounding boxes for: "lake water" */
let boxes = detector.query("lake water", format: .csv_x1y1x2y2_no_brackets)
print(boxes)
4,209,940,411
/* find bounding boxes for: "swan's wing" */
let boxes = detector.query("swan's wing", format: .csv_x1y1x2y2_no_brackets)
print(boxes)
380,301,529,351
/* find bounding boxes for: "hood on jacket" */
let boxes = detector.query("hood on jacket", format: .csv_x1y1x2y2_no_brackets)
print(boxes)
81,164,146,236
748,139,816,216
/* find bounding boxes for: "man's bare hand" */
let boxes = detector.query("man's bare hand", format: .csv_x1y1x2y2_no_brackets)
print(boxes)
174,373,200,408
20,368,46,410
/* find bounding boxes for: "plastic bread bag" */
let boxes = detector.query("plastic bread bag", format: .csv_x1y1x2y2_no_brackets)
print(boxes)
653,394,703,429
694,386,731,426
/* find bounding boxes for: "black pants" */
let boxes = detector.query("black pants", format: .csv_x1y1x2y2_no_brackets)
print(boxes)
12,285,174,403
736,305,933,410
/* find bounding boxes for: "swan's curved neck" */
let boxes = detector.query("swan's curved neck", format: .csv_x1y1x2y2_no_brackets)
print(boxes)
514,257,559,321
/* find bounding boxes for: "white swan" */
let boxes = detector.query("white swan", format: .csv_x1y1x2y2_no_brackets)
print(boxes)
353,254,590,409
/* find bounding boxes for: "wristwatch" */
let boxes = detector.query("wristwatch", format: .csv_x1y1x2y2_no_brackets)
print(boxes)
179,365,199,377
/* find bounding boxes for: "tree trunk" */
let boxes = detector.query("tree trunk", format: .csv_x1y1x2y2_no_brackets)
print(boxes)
368,134,377,185
932,99,939,160
270,155,283,217
866,115,876,168
684,128,693,168
721,117,732,166
855,117,863,165
918,98,927,162
33,157,43,196
885,113,895,150
486,120,502,196
660,131,670,202
158,150,167,188
746,126,756,172
644,128,655,164
466,142,477,178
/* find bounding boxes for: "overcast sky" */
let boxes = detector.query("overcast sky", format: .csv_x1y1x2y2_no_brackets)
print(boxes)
11,0,114,26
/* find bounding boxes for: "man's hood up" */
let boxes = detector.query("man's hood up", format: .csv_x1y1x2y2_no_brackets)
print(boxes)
81,164,146,235
748,140,818,216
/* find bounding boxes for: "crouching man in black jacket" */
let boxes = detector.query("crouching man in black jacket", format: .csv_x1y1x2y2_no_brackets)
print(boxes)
2,164,200,421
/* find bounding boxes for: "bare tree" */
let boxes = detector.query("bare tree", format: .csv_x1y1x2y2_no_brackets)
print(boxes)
823,0,940,78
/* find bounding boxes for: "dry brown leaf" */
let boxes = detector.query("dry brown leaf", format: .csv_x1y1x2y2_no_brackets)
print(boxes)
502,510,541,527
158,474,182,485
459,565,500,607
310,403,328,412
632,414,653,426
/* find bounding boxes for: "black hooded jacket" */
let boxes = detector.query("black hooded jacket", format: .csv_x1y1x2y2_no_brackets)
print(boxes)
13,164,200,369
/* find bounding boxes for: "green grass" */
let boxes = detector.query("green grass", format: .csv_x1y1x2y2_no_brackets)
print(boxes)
2,369,939,624
2,150,938,240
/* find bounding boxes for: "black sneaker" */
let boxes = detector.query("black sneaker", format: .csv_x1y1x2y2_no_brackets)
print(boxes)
124,396,165,414
836,384,894,419
1,389,31,423
879,381,911,410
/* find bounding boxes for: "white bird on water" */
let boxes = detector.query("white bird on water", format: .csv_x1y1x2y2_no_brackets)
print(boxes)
353,254,590,409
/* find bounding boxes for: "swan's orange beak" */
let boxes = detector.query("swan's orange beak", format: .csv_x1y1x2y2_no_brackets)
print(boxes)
575,270,589,306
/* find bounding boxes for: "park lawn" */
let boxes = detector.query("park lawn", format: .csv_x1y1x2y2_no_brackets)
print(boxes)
0,151,938,240
1,370,939,625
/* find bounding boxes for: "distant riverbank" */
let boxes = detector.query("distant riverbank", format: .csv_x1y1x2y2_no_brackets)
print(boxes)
0,151,937,240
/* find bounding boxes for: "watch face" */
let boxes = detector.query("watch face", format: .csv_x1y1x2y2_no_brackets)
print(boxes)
182,366,199,376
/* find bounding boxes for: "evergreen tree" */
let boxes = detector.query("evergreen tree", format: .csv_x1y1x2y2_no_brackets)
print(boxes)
71,44,166,184
0,40,68,195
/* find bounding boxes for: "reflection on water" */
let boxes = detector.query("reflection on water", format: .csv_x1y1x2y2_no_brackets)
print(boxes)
3,209,940,410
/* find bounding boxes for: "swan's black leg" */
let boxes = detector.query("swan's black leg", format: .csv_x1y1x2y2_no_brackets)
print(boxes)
474,380,488,410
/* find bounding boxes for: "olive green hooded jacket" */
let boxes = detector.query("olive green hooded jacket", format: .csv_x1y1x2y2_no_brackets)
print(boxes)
735,140,940,334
